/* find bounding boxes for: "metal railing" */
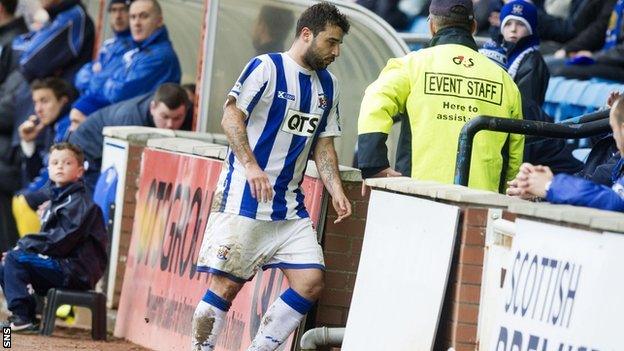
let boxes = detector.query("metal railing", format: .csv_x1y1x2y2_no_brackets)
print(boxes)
453,110,611,186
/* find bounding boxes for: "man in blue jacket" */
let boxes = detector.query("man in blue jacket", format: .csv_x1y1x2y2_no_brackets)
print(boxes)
11,0,95,83
73,0,133,102
0,142,108,332
69,83,191,192
68,0,181,130
508,95,624,212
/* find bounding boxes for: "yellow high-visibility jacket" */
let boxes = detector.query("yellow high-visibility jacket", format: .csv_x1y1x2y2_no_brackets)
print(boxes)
358,42,524,193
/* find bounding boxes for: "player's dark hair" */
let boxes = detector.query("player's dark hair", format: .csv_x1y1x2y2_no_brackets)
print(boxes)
295,2,349,37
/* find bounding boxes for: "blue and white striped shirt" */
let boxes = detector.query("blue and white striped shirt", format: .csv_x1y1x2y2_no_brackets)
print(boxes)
215,53,341,221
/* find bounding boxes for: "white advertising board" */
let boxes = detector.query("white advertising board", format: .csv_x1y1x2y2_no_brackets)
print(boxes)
342,190,460,351
101,137,129,308
487,219,624,351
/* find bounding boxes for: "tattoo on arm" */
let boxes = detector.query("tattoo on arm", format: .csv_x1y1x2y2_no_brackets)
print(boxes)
222,99,257,167
315,138,342,195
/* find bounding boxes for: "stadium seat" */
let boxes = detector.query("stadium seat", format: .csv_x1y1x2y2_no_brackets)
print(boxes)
93,166,118,228
40,289,107,340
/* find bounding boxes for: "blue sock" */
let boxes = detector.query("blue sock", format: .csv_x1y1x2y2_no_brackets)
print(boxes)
279,288,314,315
202,289,231,312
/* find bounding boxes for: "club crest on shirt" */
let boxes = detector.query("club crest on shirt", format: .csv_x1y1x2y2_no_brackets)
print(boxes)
318,93,328,110
216,245,231,260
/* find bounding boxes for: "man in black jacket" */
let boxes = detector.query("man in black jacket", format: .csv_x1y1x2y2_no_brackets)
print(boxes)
68,83,191,193
0,142,108,331
0,0,29,253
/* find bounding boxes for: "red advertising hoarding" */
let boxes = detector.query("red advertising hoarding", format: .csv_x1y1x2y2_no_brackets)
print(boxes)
114,149,325,351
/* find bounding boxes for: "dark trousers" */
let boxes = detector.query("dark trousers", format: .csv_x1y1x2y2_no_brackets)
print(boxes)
0,249,67,321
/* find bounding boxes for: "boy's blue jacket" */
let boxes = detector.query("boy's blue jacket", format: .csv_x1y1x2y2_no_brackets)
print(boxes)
17,181,108,289
546,157,624,211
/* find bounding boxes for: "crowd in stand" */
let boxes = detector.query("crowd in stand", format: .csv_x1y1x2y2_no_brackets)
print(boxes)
0,0,623,337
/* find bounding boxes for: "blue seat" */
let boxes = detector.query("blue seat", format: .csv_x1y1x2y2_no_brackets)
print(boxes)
92,166,118,226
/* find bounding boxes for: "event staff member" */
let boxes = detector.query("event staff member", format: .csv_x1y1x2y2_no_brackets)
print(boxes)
191,3,351,350
357,0,524,193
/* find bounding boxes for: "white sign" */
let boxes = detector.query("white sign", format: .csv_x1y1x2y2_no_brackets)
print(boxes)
342,190,460,351
101,137,129,308
488,219,624,351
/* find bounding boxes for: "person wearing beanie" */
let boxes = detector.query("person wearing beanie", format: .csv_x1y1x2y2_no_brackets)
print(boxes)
501,0,549,106
482,1,584,176
358,0,525,193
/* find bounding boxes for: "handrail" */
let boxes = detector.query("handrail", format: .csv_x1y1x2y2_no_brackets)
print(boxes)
454,112,611,186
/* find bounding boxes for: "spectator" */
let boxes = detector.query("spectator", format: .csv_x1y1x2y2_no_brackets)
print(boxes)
73,0,133,98
17,78,75,188
357,0,524,193
68,0,181,130
537,0,604,45
69,83,190,192
252,5,295,55
11,78,76,237
11,0,95,83
507,95,624,211
481,0,549,105
0,0,28,85
0,142,107,332
357,0,411,31
0,0,30,252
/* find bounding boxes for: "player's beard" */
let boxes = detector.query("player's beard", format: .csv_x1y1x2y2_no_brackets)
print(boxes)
302,38,328,70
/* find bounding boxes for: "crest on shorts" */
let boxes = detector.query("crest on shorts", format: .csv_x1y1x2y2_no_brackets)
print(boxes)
216,245,231,260
318,93,328,110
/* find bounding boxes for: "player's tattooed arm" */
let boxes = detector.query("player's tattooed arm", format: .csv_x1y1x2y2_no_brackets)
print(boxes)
314,137,352,223
222,97,273,202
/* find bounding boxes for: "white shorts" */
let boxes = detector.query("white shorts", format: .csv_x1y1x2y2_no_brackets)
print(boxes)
197,211,325,282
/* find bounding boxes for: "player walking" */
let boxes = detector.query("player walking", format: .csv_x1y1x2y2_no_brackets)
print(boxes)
192,3,351,350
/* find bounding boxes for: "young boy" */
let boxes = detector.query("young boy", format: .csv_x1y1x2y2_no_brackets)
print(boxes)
480,0,549,105
507,95,624,211
0,143,108,331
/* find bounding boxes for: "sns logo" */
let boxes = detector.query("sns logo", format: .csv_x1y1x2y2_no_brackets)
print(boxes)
452,56,474,68
282,109,320,137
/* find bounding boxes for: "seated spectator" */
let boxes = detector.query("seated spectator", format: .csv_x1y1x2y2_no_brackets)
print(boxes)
69,83,191,192
69,0,181,130
537,0,604,46
507,95,624,211
0,142,107,331
11,0,95,83
17,78,75,188
73,0,133,97
0,0,28,85
357,0,411,31
481,1,581,174
547,0,624,82
0,0,30,252
481,0,549,105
